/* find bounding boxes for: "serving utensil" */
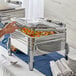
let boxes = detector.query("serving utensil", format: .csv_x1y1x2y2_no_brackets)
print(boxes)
1,54,18,65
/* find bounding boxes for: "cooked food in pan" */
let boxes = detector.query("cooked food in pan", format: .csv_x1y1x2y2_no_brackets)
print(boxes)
21,27,57,37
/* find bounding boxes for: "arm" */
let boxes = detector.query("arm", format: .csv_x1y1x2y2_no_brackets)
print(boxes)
0,29,5,38
0,21,18,38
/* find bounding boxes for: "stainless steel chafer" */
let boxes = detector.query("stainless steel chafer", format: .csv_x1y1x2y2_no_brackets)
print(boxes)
7,18,69,71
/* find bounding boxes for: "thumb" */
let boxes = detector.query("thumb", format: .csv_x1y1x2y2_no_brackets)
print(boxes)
14,26,19,29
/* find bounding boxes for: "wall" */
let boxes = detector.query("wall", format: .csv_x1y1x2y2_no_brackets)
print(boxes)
17,0,44,19
25,0,44,19
0,0,5,2
44,0,76,48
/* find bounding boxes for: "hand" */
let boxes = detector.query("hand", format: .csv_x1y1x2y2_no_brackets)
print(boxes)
11,45,17,52
3,21,19,34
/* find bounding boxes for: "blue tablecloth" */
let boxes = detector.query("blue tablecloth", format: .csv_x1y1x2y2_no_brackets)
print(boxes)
14,50,64,76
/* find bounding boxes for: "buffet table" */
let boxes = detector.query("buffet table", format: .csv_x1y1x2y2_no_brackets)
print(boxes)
0,46,45,76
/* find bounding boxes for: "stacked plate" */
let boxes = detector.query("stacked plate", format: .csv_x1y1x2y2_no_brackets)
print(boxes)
68,53,76,73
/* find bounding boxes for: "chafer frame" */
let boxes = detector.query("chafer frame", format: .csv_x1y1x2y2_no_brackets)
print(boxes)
7,20,69,71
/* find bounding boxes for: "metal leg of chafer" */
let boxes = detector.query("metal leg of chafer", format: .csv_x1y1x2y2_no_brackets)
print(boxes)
7,37,12,56
65,43,69,60
28,38,35,71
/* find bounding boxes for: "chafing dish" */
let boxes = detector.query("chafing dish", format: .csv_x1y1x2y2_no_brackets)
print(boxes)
8,18,69,71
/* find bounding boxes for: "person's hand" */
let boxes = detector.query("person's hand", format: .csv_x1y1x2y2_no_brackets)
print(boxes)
11,45,17,52
3,21,18,34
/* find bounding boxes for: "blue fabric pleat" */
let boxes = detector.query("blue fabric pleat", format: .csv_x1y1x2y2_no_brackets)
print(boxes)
0,34,10,48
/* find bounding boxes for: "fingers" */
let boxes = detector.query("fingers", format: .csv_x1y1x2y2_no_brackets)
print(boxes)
10,21,16,26
14,26,19,29
5,23,11,28
3,21,19,34
6,21,16,26
10,21,19,29
6,21,19,29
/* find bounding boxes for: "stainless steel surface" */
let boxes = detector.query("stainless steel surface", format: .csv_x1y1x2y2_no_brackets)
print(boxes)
0,8,25,21
14,18,65,28
7,37,12,56
11,19,67,70
28,38,35,71
0,2,15,11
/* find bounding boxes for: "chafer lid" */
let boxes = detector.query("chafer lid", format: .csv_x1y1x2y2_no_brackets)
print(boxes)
14,18,64,28
11,18,65,29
